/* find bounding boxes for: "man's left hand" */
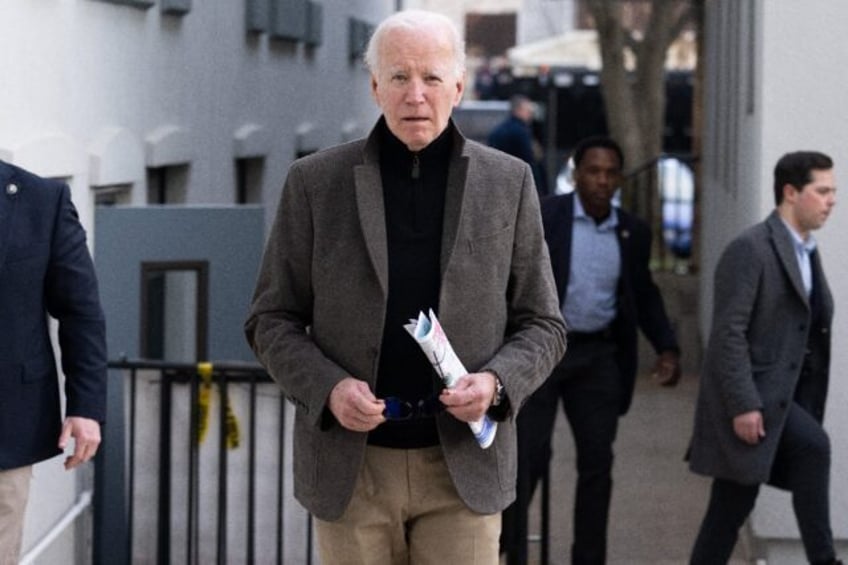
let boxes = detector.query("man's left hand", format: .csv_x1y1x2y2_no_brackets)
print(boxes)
439,371,497,423
59,417,102,470
651,351,681,387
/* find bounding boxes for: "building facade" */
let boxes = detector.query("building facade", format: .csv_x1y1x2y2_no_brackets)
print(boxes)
1,0,392,562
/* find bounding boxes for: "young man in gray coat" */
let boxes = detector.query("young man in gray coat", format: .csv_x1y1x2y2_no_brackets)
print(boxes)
688,151,840,565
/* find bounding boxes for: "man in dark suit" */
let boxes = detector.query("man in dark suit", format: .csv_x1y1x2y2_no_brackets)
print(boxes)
502,136,681,564
245,9,566,565
0,160,107,562
488,94,548,196
688,151,841,565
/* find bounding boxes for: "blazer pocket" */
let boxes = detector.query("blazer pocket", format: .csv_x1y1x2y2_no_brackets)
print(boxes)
466,224,512,254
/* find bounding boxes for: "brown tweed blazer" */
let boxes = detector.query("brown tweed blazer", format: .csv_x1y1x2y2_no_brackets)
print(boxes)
245,122,566,520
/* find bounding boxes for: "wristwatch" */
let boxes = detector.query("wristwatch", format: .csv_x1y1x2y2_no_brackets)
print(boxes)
491,375,505,407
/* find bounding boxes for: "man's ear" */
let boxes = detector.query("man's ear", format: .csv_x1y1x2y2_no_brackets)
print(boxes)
783,182,799,203
453,72,466,106
370,75,380,104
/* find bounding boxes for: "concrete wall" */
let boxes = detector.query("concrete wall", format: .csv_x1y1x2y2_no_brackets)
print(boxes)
699,0,848,561
2,0,392,561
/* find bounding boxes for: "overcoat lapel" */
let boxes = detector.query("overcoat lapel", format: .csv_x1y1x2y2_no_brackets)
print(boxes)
767,213,809,307
353,161,389,296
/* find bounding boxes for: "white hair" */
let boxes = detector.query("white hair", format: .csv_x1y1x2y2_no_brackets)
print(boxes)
364,10,466,78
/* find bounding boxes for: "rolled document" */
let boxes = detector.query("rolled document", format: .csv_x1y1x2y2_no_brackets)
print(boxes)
404,309,497,449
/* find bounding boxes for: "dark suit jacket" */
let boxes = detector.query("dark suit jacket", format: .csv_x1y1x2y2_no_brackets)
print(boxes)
246,122,566,520
0,161,107,470
541,192,679,414
488,116,535,166
688,212,833,484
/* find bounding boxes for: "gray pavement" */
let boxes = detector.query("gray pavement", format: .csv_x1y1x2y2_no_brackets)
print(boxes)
511,371,754,565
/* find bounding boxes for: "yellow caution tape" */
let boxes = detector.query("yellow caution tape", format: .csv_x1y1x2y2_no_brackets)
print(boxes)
225,398,240,449
196,362,240,449
197,362,213,444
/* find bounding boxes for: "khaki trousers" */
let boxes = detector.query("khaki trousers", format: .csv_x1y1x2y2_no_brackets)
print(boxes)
0,466,32,565
314,445,501,565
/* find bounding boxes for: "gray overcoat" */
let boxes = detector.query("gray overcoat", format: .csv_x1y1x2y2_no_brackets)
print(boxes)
688,211,833,484
245,122,566,520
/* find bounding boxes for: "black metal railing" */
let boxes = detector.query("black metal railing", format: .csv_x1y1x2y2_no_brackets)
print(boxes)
103,359,313,565
622,153,699,274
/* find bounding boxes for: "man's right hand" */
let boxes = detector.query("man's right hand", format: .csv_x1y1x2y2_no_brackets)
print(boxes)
328,377,386,432
733,410,765,445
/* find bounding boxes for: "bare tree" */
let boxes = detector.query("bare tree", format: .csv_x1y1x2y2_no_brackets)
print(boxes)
586,0,695,168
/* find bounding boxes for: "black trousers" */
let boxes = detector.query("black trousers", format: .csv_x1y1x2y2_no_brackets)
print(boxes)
690,402,834,565
503,339,622,565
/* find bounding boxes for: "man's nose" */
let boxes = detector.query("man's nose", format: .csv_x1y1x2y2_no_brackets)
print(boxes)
405,79,426,103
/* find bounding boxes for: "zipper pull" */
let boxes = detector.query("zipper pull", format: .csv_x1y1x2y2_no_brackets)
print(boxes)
412,153,420,179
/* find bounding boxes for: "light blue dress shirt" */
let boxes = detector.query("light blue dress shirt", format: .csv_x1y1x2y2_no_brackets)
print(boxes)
780,218,817,297
562,196,621,332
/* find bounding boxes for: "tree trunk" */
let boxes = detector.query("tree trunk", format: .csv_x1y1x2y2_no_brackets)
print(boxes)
586,0,694,264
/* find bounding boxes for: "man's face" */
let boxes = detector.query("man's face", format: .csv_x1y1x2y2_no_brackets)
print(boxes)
371,26,465,152
573,147,622,219
785,168,837,235
516,101,535,124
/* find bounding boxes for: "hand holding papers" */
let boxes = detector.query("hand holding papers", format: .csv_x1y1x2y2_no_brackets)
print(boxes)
404,310,497,449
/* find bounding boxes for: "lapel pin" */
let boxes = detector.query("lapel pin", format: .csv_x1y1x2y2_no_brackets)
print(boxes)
6,182,18,196
621,229,630,239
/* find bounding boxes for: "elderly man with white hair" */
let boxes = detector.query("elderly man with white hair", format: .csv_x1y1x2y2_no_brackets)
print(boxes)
246,9,565,565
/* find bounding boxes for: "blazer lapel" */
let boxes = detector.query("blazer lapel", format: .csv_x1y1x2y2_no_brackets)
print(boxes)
616,211,634,291
547,194,574,301
439,144,469,278
0,163,17,269
353,160,389,297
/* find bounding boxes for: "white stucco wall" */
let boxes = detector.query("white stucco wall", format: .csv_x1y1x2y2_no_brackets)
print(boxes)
1,0,392,562
700,0,848,561
0,0,388,231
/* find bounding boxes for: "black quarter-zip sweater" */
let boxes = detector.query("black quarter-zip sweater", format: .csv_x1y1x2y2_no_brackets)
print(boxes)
368,119,453,448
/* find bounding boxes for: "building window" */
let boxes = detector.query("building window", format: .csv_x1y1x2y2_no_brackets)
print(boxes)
270,0,308,41
147,165,189,204
465,12,517,58
348,18,373,63
140,261,209,362
93,184,133,206
161,0,191,15
246,0,270,32
91,0,154,9
305,1,323,47
235,158,265,204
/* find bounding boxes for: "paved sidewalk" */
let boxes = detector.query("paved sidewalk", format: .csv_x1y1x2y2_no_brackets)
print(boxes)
514,371,753,565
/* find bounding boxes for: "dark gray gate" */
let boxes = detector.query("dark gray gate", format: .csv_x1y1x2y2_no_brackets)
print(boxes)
92,206,267,564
